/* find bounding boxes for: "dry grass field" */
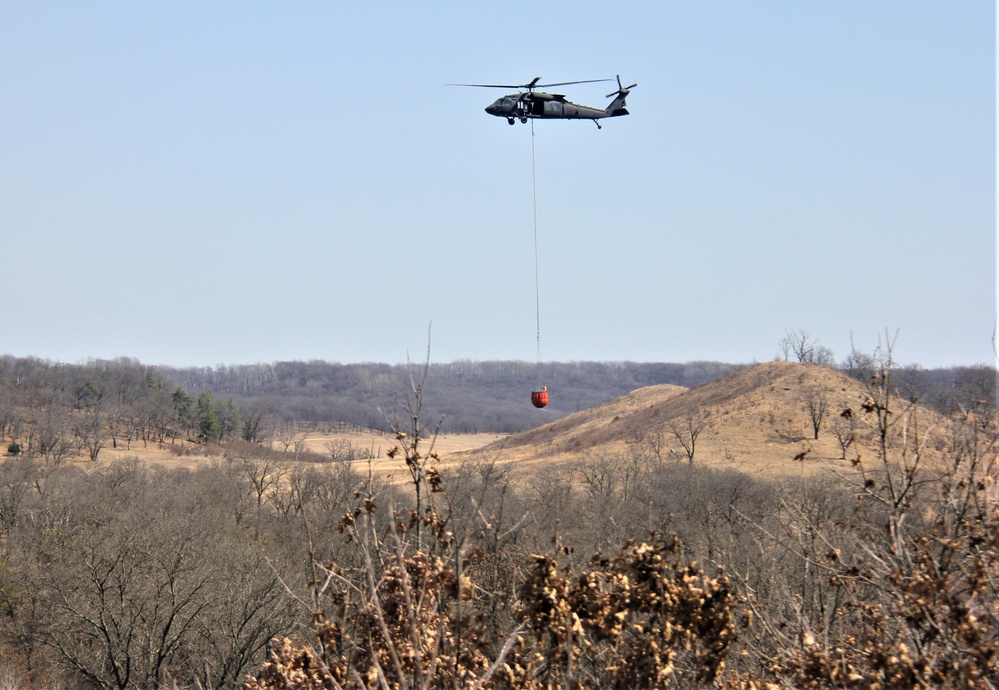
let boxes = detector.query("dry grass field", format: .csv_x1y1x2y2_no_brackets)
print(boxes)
290,430,506,457
457,360,958,479
73,428,507,481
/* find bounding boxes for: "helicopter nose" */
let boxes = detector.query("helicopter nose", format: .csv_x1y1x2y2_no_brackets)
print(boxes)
485,104,497,115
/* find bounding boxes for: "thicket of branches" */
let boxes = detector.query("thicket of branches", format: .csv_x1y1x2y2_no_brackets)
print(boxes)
243,346,998,689
0,345,992,688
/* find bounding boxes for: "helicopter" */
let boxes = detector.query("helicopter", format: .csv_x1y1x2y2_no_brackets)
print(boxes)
449,75,636,128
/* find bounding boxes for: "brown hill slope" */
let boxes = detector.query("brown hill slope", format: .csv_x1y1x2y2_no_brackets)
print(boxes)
460,361,957,478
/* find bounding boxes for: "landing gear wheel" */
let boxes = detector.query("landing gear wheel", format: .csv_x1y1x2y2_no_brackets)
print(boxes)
520,117,528,124
507,118,515,125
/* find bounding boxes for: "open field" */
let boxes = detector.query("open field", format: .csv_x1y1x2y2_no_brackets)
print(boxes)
53,429,508,481
291,430,507,457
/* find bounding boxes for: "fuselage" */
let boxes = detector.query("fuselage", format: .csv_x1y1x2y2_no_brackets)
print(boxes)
485,93,610,121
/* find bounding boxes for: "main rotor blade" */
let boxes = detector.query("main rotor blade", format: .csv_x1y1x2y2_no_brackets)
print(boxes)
536,78,614,88
447,83,526,89
447,77,614,90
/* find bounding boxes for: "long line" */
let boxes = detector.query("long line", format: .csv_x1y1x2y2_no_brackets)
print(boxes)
531,120,542,364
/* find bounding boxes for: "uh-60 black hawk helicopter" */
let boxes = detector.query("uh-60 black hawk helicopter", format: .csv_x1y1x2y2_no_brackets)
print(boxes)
449,75,636,128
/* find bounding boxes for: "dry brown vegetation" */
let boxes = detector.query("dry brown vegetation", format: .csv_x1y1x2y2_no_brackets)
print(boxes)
9,424,504,483
241,355,996,689
65,360,951,484
0,355,995,688
463,361,958,478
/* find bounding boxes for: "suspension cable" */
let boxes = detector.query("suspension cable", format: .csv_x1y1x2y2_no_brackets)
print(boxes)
531,119,542,365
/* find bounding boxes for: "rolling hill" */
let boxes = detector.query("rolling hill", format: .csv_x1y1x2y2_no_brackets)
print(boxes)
457,360,958,478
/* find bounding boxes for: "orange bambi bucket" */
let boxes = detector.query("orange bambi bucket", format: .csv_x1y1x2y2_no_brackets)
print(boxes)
531,386,549,408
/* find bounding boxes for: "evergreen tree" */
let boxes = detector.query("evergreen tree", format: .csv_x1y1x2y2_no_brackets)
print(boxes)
172,388,195,438
216,397,241,443
196,392,220,444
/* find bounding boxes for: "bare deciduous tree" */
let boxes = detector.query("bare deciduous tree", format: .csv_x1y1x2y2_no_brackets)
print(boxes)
802,387,829,440
28,463,294,690
325,438,358,462
666,408,712,464
830,409,857,459
73,409,109,462
578,455,619,499
238,456,285,510
382,332,445,545
779,329,835,366
632,429,678,467
31,408,73,466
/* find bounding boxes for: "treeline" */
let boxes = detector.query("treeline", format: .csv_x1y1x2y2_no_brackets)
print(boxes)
161,359,741,433
0,355,994,687
0,356,741,452
0,356,259,464
162,356,995,434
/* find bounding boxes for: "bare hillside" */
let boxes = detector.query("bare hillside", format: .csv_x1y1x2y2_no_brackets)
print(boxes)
461,361,957,477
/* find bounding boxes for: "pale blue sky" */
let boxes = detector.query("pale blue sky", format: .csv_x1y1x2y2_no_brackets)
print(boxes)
2,2,994,368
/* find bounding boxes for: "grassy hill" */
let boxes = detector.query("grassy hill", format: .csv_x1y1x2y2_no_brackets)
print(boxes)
460,360,958,478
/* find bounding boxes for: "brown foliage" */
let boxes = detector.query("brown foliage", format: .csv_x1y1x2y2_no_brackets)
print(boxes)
514,536,736,688
246,504,739,689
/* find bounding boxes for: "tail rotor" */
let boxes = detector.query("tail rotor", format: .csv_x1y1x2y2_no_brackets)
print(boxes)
606,74,637,98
